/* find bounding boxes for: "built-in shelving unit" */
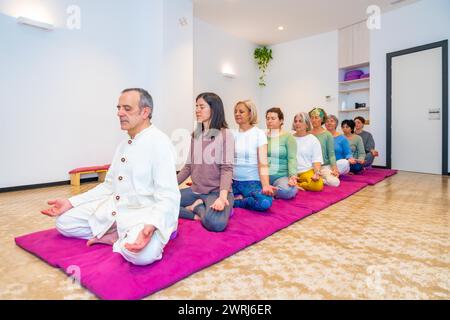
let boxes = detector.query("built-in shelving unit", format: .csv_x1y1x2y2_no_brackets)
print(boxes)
338,20,371,126
337,62,370,126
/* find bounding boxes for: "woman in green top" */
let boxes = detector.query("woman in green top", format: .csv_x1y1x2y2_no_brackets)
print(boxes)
266,107,298,199
309,107,340,187
341,119,366,174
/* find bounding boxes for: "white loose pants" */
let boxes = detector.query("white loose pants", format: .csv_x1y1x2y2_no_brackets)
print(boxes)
336,159,350,175
55,202,164,266
320,165,341,187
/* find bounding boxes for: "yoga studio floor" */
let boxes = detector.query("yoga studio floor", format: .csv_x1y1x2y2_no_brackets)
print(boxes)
0,171,448,300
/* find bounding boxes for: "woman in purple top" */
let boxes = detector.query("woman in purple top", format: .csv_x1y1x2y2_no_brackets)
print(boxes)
177,92,235,232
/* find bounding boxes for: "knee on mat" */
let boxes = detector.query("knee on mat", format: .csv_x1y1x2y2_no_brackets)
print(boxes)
310,180,324,192
120,243,163,266
254,197,273,211
275,187,297,200
55,215,72,237
325,178,340,187
202,216,228,232
126,254,160,266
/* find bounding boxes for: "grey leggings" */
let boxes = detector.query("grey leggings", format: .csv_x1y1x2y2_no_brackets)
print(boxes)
179,188,234,232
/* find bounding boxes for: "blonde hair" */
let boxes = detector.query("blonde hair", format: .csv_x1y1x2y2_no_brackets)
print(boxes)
234,100,258,125
292,112,312,132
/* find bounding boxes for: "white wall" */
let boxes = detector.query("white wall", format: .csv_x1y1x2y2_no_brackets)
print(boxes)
370,0,450,168
261,31,339,132
194,18,260,130
161,0,194,170
161,0,193,134
0,0,194,188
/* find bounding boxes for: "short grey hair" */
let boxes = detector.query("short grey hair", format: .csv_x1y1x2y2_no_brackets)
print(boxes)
327,114,339,129
292,112,312,132
121,88,153,119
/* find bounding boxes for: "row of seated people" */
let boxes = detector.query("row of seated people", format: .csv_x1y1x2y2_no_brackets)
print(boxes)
178,93,379,232
42,88,379,266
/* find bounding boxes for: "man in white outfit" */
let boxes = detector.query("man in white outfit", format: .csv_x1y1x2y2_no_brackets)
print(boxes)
41,88,180,266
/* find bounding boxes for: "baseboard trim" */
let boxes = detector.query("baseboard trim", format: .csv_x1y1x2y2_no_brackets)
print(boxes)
371,165,387,169
0,177,99,193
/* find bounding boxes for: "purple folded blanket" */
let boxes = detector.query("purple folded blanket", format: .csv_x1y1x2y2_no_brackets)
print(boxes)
15,169,397,299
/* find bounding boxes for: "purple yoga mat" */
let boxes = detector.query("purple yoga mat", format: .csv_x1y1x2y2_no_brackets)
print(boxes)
15,169,397,300
340,168,397,185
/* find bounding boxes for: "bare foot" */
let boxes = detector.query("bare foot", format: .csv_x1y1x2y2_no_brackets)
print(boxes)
234,194,244,200
186,199,203,212
87,231,119,247
193,215,201,221
296,186,305,191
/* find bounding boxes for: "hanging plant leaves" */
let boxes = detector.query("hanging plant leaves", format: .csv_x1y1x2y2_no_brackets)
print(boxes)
254,46,273,87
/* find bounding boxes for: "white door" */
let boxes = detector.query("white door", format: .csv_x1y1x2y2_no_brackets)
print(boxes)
391,47,442,174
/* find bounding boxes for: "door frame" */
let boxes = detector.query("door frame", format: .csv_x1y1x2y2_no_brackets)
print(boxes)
386,40,448,175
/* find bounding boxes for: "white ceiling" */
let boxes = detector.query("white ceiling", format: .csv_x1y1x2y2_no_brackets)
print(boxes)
193,0,420,45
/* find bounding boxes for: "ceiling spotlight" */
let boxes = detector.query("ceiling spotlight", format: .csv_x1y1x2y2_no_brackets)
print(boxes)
277,26,284,31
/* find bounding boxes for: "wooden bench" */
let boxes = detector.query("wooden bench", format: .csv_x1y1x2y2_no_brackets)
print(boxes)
69,164,111,186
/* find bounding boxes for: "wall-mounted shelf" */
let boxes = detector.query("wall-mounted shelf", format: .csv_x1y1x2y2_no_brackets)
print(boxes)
338,63,370,120
339,87,369,94
339,107,370,112
339,78,370,85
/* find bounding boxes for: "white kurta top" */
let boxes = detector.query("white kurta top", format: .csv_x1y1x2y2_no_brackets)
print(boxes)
68,125,181,244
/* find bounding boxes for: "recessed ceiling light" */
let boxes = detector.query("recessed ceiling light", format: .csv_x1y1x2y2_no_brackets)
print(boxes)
277,26,284,31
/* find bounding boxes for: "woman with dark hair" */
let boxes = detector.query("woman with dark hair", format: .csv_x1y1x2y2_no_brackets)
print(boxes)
309,107,340,187
265,107,298,199
341,119,366,174
354,116,378,167
177,92,235,232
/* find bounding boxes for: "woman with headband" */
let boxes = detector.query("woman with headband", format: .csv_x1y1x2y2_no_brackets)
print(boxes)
308,107,340,187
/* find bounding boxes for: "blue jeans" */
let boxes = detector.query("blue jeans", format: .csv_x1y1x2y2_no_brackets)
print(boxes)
232,180,273,211
350,163,364,174
269,176,298,200
179,188,234,232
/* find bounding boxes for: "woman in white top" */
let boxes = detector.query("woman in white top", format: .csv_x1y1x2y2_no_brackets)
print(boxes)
232,100,277,211
292,112,324,191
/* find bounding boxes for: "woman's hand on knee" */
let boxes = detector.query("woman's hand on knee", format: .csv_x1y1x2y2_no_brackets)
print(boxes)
210,197,229,211
288,175,298,186
262,185,278,196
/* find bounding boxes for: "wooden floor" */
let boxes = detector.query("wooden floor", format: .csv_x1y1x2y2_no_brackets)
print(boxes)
0,171,448,299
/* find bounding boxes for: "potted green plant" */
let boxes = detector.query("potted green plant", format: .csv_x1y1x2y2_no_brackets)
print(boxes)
254,46,273,87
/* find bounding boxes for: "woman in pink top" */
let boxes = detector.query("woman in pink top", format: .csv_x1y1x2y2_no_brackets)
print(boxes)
177,92,235,232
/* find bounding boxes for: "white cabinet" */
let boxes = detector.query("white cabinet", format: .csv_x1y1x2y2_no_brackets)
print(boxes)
338,25,353,69
339,21,370,68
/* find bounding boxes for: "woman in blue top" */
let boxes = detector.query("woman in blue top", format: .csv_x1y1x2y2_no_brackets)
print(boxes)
325,114,358,175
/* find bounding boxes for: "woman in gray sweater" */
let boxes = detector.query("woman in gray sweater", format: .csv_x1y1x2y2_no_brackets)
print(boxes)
177,92,235,232
354,116,379,167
